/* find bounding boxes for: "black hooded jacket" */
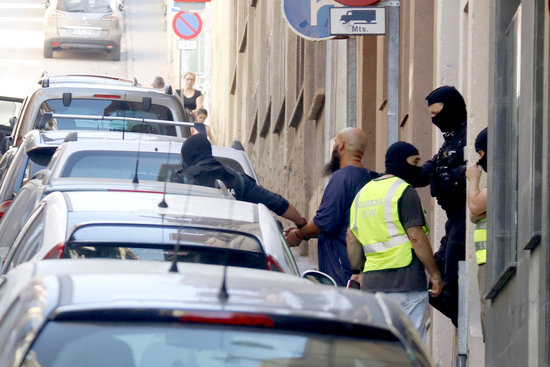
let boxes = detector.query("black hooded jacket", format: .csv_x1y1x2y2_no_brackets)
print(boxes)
173,134,289,216
419,86,467,214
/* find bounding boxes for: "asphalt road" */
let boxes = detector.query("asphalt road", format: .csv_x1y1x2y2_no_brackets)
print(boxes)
0,0,171,97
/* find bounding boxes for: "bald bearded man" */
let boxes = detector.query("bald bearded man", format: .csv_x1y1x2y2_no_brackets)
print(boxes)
285,127,380,286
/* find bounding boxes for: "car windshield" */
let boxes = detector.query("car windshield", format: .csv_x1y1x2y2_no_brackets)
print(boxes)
57,0,112,13
58,150,247,181
24,321,415,367
63,224,267,269
35,99,177,137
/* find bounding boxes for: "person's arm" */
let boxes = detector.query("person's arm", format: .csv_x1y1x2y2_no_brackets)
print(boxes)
346,229,364,284
194,93,204,114
416,154,438,187
406,226,442,297
285,220,321,247
280,203,307,228
206,125,216,145
466,163,487,221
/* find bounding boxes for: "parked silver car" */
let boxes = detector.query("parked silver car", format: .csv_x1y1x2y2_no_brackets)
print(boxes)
3,73,191,154
1,189,299,276
43,0,125,61
0,259,434,367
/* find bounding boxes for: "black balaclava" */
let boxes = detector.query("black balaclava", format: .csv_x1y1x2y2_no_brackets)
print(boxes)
385,141,423,187
181,134,213,167
474,127,488,172
426,86,467,133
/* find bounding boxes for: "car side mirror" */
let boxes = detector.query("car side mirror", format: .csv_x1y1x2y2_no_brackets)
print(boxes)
301,270,337,286
8,116,16,127
0,136,12,155
118,2,124,11
44,0,50,8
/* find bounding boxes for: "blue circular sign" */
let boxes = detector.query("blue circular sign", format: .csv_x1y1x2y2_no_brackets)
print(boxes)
172,11,202,40
282,0,337,40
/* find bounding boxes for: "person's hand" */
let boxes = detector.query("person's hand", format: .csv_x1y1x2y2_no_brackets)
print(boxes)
466,163,482,181
350,273,362,286
283,224,296,237
429,274,443,297
285,229,303,247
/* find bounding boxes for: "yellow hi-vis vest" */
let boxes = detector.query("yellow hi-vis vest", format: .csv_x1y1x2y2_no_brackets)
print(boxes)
474,218,487,265
350,176,429,272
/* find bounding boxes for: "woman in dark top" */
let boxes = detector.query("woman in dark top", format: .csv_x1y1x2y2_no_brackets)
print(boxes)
182,71,204,120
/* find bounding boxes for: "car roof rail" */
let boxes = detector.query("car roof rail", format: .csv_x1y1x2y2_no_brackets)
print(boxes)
165,84,173,95
64,132,78,142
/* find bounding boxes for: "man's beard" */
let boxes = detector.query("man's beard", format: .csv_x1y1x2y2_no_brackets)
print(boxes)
323,149,340,176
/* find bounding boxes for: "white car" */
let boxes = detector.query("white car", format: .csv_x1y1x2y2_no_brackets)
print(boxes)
1,190,301,277
0,259,435,367
43,133,259,183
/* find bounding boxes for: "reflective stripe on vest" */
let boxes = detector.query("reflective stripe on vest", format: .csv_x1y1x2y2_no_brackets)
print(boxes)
350,176,426,272
474,218,487,265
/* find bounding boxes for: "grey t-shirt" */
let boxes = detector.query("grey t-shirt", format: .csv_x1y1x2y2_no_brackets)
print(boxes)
361,185,428,292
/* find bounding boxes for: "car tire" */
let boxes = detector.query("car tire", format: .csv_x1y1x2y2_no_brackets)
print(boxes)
111,46,121,61
43,45,53,58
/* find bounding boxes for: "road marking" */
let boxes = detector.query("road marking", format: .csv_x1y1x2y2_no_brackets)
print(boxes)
0,30,43,48
0,4,45,9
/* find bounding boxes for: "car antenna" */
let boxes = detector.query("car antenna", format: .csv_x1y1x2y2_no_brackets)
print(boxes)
158,141,171,208
132,130,143,184
218,255,229,302
169,227,181,273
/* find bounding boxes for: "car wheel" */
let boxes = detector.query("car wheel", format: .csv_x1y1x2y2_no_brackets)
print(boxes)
43,45,53,58
111,46,121,61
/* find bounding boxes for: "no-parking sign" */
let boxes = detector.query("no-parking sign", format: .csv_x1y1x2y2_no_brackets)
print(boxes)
172,11,202,40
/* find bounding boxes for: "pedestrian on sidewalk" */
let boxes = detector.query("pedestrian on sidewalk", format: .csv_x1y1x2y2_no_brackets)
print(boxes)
285,127,379,287
347,141,442,339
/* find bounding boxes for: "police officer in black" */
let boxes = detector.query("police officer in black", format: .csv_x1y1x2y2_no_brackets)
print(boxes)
417,86,467,327
173,134,308,228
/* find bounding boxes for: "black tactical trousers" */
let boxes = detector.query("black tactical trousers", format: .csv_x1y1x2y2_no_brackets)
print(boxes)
429,208,465,327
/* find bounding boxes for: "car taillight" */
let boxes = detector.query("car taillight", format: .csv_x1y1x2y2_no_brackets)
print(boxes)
102,15,119,21
0,200,12,220
43,243,65,259
178,311,274,327
266,255,283,272
93,94,121,99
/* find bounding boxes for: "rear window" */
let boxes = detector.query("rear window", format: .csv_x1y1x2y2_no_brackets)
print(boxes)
35,99,176,137
65,224,266,269
60,151,181,181
59,151,247,181
24,321,415,367
57,0,112,13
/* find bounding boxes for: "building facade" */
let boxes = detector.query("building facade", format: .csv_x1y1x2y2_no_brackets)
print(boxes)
209,0,550,365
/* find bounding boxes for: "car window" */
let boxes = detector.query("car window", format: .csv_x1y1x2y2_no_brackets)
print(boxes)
35,99,176,137
59,151,247,182
12,157,47,197
3,205,46,273
24,322,415,367
65,224,267,269
60,151,182,181
0,186,41,251
57,0,112,13
0,151,14,188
